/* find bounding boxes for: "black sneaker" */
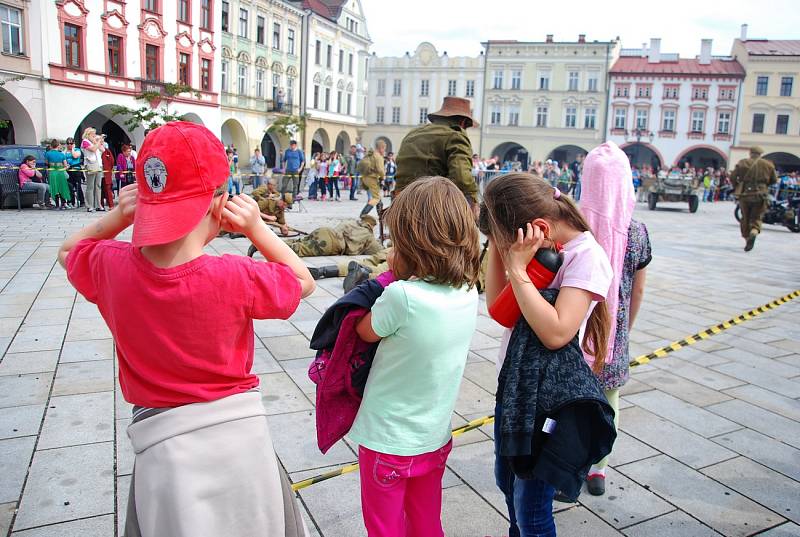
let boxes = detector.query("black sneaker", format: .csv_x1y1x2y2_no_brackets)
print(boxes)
343,261,370,293
553,490,577,503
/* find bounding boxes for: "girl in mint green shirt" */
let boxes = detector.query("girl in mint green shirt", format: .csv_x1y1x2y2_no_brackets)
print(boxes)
351,177,480,537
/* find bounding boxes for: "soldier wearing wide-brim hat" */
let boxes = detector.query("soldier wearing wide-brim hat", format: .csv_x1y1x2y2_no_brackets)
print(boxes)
730,146,778,251
394,97,480,211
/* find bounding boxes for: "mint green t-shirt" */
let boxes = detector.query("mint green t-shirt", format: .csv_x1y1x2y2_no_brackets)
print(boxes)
348,279,478,456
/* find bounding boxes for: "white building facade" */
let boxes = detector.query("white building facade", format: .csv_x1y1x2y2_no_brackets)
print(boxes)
291,0,370,157
361,42,484,154
607,38,745,170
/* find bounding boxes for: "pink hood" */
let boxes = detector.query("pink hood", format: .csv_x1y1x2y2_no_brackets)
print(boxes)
579,142,635,364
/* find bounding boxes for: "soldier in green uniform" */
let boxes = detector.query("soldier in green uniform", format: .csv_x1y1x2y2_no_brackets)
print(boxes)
730,146,778,251
251,182,289,236
394,96,480,214
357,140,386,217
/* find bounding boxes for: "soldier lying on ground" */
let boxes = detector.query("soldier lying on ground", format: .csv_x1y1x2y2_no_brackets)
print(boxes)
219,182,290,238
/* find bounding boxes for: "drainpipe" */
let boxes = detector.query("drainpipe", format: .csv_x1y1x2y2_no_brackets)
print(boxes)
732,75,744,151
478,42,488,158
299,9,311,153
602,41,612,142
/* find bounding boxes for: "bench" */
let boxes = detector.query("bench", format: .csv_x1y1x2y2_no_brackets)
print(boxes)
0,168,37,210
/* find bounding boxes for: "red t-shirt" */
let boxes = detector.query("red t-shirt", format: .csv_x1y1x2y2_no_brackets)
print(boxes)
66,239,301,408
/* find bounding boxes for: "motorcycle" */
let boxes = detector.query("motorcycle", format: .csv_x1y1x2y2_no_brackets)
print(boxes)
734,194,800,233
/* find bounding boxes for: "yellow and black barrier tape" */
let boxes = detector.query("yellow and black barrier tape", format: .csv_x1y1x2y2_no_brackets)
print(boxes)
290,289,800,493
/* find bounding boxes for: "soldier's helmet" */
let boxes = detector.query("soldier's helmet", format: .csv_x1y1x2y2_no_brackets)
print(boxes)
360,214,378,228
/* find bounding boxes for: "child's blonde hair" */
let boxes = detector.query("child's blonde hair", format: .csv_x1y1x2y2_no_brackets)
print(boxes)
82,127,96,140
384,176,480,289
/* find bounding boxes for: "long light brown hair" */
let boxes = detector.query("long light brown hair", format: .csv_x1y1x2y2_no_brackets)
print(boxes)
384,176,480,289
482,173,610,373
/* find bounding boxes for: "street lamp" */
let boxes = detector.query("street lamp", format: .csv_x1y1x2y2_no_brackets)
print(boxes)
626,128,655,168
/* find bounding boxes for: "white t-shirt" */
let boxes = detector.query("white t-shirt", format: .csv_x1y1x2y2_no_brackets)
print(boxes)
495,231,612,375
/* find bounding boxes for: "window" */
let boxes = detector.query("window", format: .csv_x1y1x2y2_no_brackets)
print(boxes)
490,104,501,125
636,85,651,98
178,53,190,85
511,70,522,90
419,107,428,124
587,74,598,92
584,108,596,129
272,23,280,49
314,40,321,65
237,64,247,94
238,8,248,38
752,113,765,133
287,77,294,105
256,16,265,44
256,69,264,98
221,60,228,91
392,79,401,96
326,45,332,68
663,85,679,99
717,111,731,134
324,87,330,110
288,29,295,55
662,109,676,131
539,72,550,90
719,87,735,101
313,84,319,108
201,0,211,30
535,106,548,127
346,93,352,115
756,76,768,96
780,76,793,97
568,71,579,91
614,108,627,130
420,79,429,96
614,84,629,98
776,114,789,134
336,90,342,113
63,23,81,68
221,1,228,31
376,106,384,123
392,107,400,124
348,53,353,75
377,79,385,96
338,50,344,72
272,73,279,101
107,35,122,76
635,109,648,130
691,110,705,132
201,58,211,91
448,80,457,96
692,86,708,100
145,44,159,80
466,80,475,97
143,0,158,12
178,0,190,22
565,107,577,128
1,5,21,55
493,70,503,90
508,105,520,126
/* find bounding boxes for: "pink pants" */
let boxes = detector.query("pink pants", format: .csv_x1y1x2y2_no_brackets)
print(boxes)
358,440,453,537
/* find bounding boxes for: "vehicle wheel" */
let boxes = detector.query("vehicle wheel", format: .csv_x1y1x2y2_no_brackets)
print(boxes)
688,195,699,213
734,204,741,222
648,192,658,211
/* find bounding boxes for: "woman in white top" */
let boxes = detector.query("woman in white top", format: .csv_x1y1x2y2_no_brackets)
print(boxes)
80,127,104,212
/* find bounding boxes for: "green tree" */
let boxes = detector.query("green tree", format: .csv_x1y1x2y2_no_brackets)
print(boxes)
112,83,198,132
266,113,309,140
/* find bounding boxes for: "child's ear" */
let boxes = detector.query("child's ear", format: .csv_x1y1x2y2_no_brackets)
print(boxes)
531,218,550,238
210,193,228,219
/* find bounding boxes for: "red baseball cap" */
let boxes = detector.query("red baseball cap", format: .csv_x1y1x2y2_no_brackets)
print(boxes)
132,121,229,247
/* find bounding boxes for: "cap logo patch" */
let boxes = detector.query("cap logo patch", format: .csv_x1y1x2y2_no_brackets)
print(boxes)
143,157,167,194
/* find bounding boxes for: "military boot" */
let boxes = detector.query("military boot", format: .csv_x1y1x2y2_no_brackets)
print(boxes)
308,265,340,280
744,230,758,252
343,261,371,293
360,203,373,217
247,244,258,257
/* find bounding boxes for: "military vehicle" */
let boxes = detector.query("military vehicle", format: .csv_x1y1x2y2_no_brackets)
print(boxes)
647,169,701,213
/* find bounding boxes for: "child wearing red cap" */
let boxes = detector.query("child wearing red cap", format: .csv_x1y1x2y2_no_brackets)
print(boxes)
58,122,315,537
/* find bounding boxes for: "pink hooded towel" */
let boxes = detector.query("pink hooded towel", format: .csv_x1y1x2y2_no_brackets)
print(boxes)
579,141,635,364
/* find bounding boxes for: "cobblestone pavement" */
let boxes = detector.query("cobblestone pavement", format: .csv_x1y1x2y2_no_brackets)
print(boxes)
0,196,799,537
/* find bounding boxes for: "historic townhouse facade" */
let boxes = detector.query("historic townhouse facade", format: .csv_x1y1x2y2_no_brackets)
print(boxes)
362,42,484,155
219,0,303,166
607,38,745,170
290,0,370,157
480,35,619,168
730,27,800,172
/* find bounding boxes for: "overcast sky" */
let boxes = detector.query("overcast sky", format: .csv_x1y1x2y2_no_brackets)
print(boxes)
361,0,800,59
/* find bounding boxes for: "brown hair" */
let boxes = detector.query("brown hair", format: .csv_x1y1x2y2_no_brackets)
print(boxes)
384,176,480,289
482,173,610,373
49,139,60,149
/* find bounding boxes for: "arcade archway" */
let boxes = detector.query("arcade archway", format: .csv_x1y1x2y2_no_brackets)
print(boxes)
764,152,800,173
261,131,280,168
547,145,588,167
0,87,37,144
621,142,663,170
375,136,392,154
676,146,727,170
311,128,330,155
491,142,529,169
182,112,204,125
221,118,248,155
335,130,351,154
75,105,134,155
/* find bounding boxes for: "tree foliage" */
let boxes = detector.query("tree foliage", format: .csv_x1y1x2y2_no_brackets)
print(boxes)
112,83,198,132
267,114,309,140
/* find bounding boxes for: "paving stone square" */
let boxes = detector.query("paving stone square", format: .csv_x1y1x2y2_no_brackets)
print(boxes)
1,201,799,536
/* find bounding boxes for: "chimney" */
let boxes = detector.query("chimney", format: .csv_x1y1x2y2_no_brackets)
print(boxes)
546,34,553,43
641,42,647,58
578,34,586,44
740,24,748,40
648,38,661,64
699,38,712,65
